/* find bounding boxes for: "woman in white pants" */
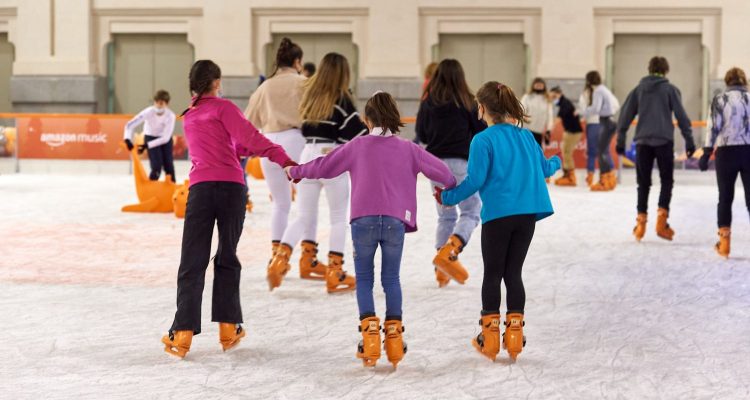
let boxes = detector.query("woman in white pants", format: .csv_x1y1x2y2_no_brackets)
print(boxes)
246,37,311,260
267,52,367,293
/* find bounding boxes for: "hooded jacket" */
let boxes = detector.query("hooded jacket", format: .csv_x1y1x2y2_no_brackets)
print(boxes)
616,75,694,149
416,97,487,160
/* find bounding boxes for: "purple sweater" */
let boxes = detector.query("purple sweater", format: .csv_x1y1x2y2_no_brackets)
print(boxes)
289,134,456,232
183,96,292,187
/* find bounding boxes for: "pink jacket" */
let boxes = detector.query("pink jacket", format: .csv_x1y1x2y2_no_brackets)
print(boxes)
183,96,292,186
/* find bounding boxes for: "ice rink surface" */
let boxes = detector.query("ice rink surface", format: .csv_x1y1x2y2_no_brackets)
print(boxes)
1,169,749,400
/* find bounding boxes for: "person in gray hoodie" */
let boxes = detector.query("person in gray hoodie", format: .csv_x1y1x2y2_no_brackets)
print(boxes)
616,56,696,242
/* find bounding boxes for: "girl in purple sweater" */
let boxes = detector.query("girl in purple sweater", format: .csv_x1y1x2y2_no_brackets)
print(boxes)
286,92,456,369
161,60,294,359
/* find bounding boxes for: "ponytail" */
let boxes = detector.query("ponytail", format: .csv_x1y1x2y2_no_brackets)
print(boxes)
584,70,602,106
269,37,303,78
476,81,528,127
181,60,222,116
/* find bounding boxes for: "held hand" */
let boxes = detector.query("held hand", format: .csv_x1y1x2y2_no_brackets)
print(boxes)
124,139,134,151
698,147,713,172
433,186,444,205
686,145,696,159
137,144,147,155
282,160,301,183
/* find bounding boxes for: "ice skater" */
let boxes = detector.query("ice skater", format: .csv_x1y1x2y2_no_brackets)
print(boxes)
161,60,295,358
549,86,584,186
285,92,456,369
616,56,696,242
416,59,486,287
580,71,620,191
245,37,310,264
123,89,176,182
521,77,554,147
699,67,750,258
267,53,367,293
437,82,561,362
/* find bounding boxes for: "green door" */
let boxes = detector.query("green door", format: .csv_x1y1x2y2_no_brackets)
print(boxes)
0,33,13,112
110,34,194,115
437,34,526,95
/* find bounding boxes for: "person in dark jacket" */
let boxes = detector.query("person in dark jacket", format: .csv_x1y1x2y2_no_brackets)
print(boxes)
416,59,487,288
549,86,583,186
616,56,696,242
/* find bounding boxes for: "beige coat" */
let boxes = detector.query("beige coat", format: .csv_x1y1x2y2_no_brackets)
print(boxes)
245,67,306,133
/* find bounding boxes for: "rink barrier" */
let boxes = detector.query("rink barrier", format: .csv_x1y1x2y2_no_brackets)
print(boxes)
0,112,706,168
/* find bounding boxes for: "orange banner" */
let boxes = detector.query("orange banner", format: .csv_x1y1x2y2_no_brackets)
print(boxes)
14,115,187,160
543,121,619,169
17,116,131,160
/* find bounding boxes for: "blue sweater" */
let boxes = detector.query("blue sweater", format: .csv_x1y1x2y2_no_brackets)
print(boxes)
441,123,561,223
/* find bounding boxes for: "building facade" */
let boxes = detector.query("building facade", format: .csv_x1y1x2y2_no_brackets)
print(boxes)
0,0,747,130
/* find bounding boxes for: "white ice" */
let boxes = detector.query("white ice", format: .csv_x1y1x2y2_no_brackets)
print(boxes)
1,168,749,400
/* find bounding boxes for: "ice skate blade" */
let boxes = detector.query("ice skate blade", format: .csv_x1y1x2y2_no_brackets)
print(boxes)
508,352,519,362
327,285,356,294
300,274,326,281
163,345,188,358
220,329,246,352
657,234,673,241
472,339,497,362
161,337,188,358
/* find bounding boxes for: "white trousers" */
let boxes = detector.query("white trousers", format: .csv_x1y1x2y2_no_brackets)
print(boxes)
281,142,350,254
259,129,307,242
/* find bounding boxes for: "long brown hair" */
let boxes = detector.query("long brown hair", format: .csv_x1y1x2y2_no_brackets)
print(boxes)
364,92,405,134
584,70,602,106
476,81,528,127
423,59,475,111
181,60,221,116
269,37,303,78
299,52,352,123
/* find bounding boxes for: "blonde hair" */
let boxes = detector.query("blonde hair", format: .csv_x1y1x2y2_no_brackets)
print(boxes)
299,52,352,123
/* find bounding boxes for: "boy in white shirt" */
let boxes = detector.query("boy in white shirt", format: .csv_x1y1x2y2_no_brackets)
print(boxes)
123,90,177,182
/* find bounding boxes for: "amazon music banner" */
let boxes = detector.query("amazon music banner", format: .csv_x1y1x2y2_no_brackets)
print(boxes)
15,115,188,160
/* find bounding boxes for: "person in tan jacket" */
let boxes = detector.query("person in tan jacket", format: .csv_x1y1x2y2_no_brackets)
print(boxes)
245,37,311,262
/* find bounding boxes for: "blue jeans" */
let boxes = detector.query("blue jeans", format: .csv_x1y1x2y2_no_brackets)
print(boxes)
431,158,481,248
585,123,601,172
351,216,406,320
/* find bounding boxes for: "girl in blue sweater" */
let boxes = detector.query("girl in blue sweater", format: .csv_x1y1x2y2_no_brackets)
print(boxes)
436,82,561,362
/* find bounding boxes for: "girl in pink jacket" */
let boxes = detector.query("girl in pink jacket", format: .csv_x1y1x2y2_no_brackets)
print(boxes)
161,60,295,358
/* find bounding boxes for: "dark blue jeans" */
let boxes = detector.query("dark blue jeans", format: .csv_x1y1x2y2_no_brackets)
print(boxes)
585,123,601,172
144,135,175,182
351,216,405,320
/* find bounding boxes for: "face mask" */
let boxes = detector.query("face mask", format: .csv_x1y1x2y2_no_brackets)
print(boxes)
553,98,560,105
533,89,545,94
154,107,165,115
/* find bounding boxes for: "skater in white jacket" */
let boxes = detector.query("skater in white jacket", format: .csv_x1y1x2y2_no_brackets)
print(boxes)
123,90,176,182
520,77,554,147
